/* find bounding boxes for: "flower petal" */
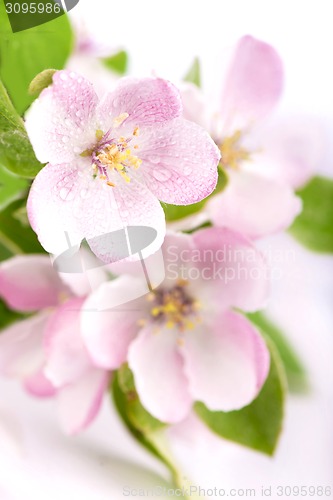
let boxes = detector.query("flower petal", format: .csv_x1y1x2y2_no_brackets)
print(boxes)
97,77,182,130
57,247,110,297
221,35,283,130
25,70,98,164
81,276,145,369
57,368,108,434
82,177,166,263
0,313,49,379
0,255,69,312
27,162,86,256
139,118,219,205
44,298,92,388
128,325,192,423
190,227,269,312
24,370,57,398
182,310,270,411
207,169,302,238
28,163,166,263
245,115,324,189
180,82,210,130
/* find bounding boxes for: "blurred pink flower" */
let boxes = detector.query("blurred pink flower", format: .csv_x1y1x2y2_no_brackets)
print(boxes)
180,36,323,238
25,72,220,262
81,229,270,423
66,14,120,97
0,256,109,434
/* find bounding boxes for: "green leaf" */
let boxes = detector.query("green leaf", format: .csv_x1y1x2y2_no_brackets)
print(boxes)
289,176,333,253
184,57,201,87
0,164,28,210
0,240,11,260
0,0,74,114
112,367,173,470
163,167,228,222
0,78,42,177
112,366,200,500
195,340,286,456
248,312,307,393
28,68,57,97
0,298,25,330
0,197,44,258
117,364,166,434
101,50,128,75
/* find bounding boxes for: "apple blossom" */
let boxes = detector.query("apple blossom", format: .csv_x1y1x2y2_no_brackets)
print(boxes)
25,72,220,262
0,255,109,434
66,13,120,97
81,229,270,423
180,36,322,238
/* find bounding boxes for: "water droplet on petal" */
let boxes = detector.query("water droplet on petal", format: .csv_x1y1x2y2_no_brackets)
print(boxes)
152,168,172,182
60,73,68,81
59,187,75,201
62,136,69,143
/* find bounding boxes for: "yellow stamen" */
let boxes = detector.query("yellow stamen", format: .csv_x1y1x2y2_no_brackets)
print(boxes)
95,129,104,141
148,281,201,333
113,113,129,128
97,144,142,184
220,130,250,169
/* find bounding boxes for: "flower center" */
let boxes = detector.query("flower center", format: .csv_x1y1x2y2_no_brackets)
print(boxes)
147,280,201,333
220,130,250,169
81,113,142,187
95,139,142,185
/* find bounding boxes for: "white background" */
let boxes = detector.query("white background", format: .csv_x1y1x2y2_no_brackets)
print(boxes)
1,1,333,499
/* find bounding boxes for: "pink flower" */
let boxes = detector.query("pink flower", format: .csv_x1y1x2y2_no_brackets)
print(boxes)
66,14,120,98
81,229,270,423
25,72,220,262
180,36,323,238
0,256,109,434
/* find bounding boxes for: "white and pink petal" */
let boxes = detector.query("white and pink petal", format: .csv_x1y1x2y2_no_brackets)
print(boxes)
27,162,88,257
221,35,284,131
245,114,324,189
190,226,269,312
207,169,302,239
97,77,182,131
0,312,49,379
44,298,92,388
81,276,146,369
81,176,166,263
181,310,270,411
128,325,193,423
57,368,109,434
0,255,69,312
25,70,98,164
24,370,57,398
139,118,220,205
